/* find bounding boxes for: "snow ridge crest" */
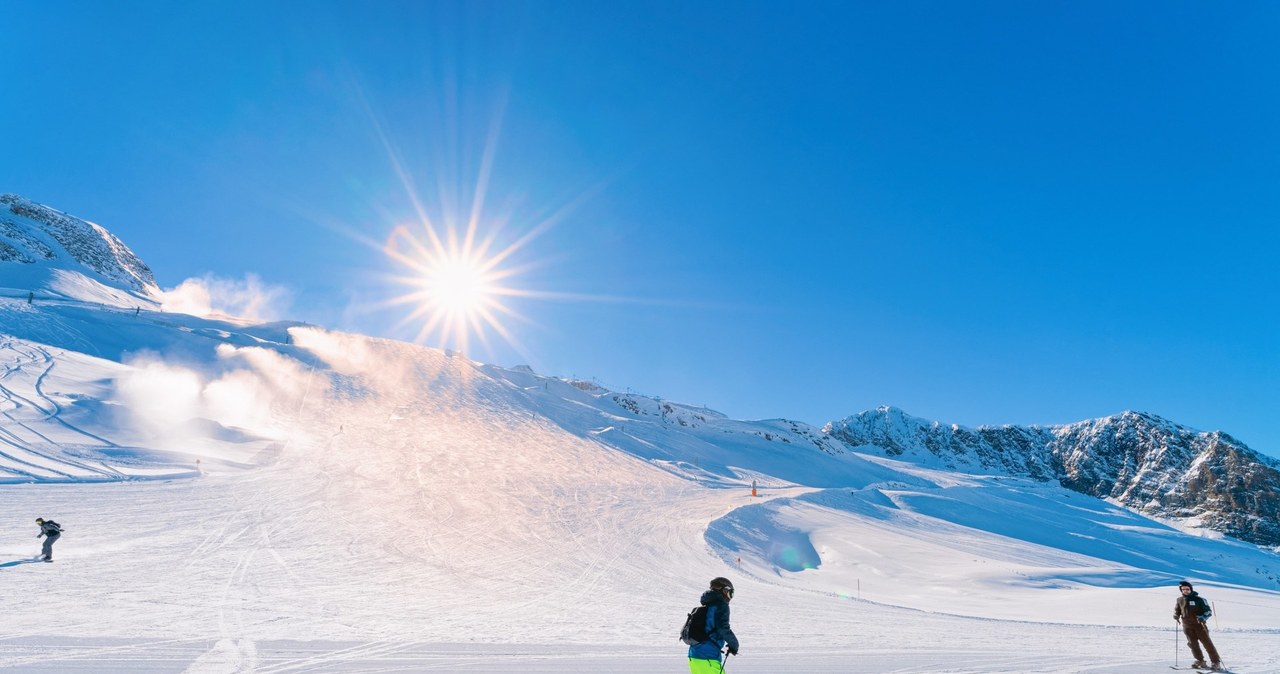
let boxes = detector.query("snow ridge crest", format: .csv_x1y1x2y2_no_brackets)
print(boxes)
0,193,158,294
824,407,1280,547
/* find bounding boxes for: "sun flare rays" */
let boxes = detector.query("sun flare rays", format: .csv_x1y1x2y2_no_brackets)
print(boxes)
383,217,534,359
349,83,634,364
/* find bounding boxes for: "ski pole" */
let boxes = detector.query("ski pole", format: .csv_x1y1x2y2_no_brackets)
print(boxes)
720,646,731,674
1174,618,1179,668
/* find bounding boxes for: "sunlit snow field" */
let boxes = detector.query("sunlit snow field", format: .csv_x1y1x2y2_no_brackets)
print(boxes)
2,299,1278,673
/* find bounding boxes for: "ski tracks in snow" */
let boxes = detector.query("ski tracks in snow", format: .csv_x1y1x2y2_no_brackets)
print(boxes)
0,339,122,481
181,639,258,674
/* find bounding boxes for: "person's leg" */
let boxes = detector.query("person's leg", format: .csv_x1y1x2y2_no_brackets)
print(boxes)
1183,626,1206,663
689,657,724,674
1194,623,1221,664
41,535,55,560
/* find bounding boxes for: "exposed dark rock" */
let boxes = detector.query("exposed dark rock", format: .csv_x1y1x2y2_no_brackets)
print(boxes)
1,193,157,293
825,407,1280,547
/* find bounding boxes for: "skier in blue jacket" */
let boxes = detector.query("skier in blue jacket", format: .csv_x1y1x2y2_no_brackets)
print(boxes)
688,577,739,673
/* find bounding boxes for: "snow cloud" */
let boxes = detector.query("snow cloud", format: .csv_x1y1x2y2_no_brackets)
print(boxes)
288,325,463,396
158,274,292,322
116,345,320,451
288,325,416,392
114,358,203,439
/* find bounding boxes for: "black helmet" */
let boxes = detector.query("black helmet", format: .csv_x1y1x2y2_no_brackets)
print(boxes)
35,518,44,524
710,577,734,592
1179,580,1193,590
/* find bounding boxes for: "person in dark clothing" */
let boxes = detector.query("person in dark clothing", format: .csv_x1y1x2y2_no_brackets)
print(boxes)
1174,580,1223,670
687,576,740,673
35,518,61,562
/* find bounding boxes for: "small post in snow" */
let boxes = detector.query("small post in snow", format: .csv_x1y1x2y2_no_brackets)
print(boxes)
751,479,758,497
27,291,33,304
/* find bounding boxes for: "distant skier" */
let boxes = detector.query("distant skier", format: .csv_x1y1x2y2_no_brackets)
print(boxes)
687,577,739,673
35,517,62,562
1174,580,1223,670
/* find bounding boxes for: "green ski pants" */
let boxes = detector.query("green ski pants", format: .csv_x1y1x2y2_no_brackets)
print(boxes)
689,657,725,673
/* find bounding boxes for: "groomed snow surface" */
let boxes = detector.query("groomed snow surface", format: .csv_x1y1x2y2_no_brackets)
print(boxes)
1,298,1278,673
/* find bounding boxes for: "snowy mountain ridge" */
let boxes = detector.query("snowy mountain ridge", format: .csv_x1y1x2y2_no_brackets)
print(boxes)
3,195,1280,672
0,193,1275,550
826,406,1280,547
0,193,159,305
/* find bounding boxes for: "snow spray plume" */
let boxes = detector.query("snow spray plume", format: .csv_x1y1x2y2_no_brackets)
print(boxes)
288,325,486,405
159,274,292,322
206,344,322,434
115,356,202,442
117,346,317,450
215,343,315,402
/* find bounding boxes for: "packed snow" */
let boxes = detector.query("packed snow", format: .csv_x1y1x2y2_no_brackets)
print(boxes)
1,292,1278,673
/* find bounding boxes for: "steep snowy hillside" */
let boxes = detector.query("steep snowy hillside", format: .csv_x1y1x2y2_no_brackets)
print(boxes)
827,406,1280,547
0,194,159,307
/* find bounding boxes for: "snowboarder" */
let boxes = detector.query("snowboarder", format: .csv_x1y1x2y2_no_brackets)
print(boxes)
35,517,62,562
687,577,739,673
1174,580,1223,670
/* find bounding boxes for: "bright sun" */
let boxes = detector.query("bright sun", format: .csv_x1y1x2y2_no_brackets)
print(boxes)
383,217,528,358
367,100,586,361
427,256,494,316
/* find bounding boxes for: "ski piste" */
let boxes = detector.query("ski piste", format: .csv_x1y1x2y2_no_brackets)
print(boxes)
4,195,1280,671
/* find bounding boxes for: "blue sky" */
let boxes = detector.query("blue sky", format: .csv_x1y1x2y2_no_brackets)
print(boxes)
2,2,1277,455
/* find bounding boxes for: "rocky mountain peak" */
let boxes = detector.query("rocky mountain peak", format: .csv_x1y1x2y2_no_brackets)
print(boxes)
0,193,158,295
826,407,1280,547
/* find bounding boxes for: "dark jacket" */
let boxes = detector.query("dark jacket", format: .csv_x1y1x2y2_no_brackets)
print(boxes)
38,521,62,538
1174,590,1212,627
688,589,739,661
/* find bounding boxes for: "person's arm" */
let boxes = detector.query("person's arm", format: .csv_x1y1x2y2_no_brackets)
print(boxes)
715,604,739,654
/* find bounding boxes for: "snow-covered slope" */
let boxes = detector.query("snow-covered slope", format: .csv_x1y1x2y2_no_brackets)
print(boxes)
827,406,1280,547
1,198,1278,673
0,194,159,307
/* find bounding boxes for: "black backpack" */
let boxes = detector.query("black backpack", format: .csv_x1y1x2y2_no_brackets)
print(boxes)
679,605,710,645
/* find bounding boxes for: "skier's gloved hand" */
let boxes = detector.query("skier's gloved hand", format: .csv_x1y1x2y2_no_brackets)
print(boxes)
727,647,738,656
